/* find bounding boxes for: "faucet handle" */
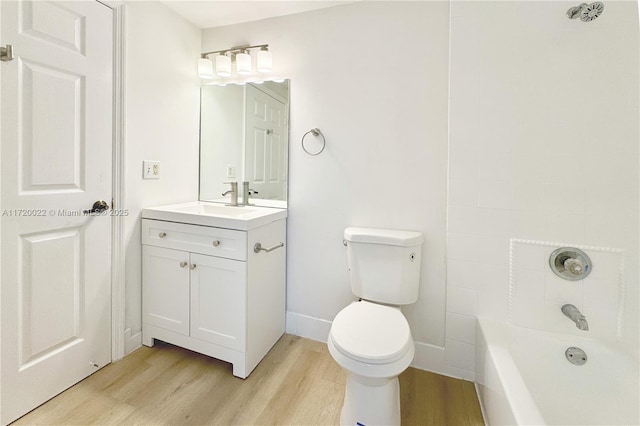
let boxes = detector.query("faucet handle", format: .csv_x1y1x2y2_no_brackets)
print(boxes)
564,258,585,276
222,181,238,194
240,181,258,206
549,247,592,281
222,181,239,206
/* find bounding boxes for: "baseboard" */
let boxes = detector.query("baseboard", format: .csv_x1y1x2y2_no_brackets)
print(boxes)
285,311,475,381
124,327,142,355
286,311,332,343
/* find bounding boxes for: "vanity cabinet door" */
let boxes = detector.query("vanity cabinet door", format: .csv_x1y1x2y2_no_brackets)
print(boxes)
142,246,190,335
190,253,247,351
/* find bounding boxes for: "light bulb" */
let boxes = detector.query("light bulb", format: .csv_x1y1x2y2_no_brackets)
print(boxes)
257,49,272,73
198,58,214,79
236,50,252,75
215,54,231,77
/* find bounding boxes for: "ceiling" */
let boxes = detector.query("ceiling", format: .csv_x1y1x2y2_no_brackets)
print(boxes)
161,1,354,29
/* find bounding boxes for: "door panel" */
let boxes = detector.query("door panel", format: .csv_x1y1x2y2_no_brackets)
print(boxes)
21,0,87,54
20,228,82,364
142,246,190,335
190,253,247,351
20,60,85,192
1,1,113,424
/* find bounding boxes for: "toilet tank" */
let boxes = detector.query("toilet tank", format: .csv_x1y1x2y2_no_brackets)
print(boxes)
344,227,423,305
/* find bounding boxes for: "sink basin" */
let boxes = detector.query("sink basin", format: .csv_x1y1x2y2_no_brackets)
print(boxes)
142,201,287,230
167,203,260,217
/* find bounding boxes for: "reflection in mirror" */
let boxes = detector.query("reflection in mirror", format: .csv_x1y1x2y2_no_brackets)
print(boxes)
199,80,289,208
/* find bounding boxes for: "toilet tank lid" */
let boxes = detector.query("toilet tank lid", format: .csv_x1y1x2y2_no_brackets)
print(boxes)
344,227,423,246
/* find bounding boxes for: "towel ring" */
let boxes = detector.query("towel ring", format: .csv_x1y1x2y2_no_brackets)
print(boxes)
301,128,325,156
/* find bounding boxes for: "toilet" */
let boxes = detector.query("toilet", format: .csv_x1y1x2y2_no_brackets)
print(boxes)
328,227,423,426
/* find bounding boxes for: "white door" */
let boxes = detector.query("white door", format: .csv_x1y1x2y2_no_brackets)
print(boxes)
244,84,287,200
0,1,113,424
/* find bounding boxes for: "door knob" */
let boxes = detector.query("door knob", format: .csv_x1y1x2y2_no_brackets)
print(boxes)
83,200,109,215
0,45,13,62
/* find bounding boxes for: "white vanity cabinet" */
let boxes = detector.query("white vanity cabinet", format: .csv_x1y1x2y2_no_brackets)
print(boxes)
141,216,286,379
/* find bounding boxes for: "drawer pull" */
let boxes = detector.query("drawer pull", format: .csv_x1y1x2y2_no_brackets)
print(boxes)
179,261,188,268
159,232,167,238
189,264,197,270
212,240,221,247
254,242,284,254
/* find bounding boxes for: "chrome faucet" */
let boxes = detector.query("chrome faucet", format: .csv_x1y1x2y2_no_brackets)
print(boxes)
561,304,589,331
222,182,238,206
241,181,258,206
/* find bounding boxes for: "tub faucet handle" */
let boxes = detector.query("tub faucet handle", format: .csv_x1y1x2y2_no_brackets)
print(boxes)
564,258,585,276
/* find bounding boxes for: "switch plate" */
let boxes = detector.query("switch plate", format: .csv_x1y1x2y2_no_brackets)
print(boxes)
143,161,160,179
226,164,237,179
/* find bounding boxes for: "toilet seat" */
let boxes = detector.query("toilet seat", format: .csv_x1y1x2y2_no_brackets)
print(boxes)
330,301,412,365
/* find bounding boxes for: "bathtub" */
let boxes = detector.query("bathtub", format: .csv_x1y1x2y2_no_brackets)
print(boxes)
475,317,639,425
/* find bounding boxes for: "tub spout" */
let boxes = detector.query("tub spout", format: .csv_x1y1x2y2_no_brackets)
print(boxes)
561,304,589,331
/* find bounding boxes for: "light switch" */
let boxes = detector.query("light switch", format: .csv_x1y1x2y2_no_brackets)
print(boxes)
226,164,237,179
143,161,160,179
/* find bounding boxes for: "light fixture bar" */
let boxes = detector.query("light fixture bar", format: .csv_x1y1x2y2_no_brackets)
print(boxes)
199,44,272,80
201,44,269,59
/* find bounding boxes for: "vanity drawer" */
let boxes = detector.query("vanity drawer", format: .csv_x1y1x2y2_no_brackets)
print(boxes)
142,219,247,261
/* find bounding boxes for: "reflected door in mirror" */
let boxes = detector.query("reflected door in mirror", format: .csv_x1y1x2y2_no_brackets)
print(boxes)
245,84,287,201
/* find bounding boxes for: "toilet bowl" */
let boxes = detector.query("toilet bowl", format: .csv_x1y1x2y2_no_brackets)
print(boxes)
328,301,415,425
329,227,423,426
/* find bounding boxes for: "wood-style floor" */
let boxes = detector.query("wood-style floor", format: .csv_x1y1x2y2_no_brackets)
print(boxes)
14,335,484,426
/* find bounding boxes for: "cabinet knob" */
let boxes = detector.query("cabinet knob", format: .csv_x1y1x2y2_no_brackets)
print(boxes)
212,240,221,247
189,264,197,270
179,261,188,268
159,232,167,238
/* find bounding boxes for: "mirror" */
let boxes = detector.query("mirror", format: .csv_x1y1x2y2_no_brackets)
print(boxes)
199,80,289,208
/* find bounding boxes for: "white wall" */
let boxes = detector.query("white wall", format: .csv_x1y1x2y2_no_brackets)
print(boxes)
448,1,639,379
123,1,201,352
202,1,451,363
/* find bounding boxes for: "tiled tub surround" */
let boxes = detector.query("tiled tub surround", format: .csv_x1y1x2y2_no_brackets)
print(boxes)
447,0,639,380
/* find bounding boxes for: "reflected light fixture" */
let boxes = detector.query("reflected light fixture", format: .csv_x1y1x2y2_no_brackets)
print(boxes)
199,44,272,80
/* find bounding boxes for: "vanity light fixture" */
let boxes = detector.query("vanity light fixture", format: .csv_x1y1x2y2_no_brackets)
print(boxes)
197,57,214,79
235,49,252,75
215,53,231,77
199,44,272,80
256,46,272,73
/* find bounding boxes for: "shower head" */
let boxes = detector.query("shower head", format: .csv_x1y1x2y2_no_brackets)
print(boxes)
567,2,604,22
